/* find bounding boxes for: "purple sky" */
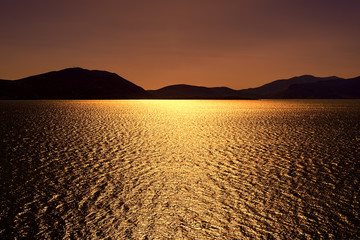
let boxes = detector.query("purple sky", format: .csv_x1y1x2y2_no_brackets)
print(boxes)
1,0,360,89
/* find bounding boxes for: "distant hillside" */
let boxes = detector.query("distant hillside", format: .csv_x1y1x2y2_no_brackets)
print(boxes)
0,68,150,99
149,75,360,99
148,84,251,99
1,69,359,99
236,75,342,98
278,76,360,99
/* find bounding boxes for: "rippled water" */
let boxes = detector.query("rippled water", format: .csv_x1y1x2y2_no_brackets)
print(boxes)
1,100,360,239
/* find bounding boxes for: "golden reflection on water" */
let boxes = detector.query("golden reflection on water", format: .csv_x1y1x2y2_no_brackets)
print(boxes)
111,100,248,238
1,100,360,239
95,100,302,238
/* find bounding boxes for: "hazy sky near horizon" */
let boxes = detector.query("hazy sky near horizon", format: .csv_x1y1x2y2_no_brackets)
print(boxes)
1,0,360,89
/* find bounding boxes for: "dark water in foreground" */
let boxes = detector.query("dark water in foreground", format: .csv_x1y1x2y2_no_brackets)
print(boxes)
1,100,359,239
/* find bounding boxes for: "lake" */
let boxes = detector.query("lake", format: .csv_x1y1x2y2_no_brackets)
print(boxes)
1,100,359,239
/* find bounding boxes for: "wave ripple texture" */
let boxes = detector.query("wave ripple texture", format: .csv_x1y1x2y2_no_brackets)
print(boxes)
1,100,360,239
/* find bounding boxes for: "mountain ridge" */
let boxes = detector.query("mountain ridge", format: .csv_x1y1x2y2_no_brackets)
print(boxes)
0,68,150,99
149,75,359,99
278,76,360,99
0,68,359,99
235,75,343,98
147,84,246,99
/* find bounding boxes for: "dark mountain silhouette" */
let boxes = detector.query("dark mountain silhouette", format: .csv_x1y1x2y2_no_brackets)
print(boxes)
149,75,360,99
236,75,342,98
0,68,150,99
1,69,359,99
147,84,251,99
0,79,30,99
278,76,360,99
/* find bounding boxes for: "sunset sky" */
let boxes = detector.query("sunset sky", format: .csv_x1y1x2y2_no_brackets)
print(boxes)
1,0,360,89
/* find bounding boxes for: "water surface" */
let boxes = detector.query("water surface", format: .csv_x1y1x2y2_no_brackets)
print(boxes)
1,100,359,239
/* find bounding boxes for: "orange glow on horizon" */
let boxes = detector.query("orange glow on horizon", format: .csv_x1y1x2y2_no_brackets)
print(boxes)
1,0,359,90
